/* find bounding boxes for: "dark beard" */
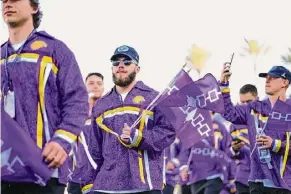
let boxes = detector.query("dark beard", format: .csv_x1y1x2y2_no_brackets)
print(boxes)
113,71,136,87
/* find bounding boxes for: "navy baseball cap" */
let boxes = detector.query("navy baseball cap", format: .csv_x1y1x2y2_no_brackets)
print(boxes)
110,45,139,64
259,66,291,83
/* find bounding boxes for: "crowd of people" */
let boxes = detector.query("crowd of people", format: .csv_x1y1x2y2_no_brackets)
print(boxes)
1,0,291,194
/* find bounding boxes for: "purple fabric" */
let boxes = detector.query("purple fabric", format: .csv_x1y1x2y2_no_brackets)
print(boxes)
157,73,224,150
1,30,88,184
213,120,236,190
158,73,224,114
82,81,176,191
178,137,224,184
1,108,53,186
165,139,182,186
230,124,251,186
221,81,291,190
266,99,291,132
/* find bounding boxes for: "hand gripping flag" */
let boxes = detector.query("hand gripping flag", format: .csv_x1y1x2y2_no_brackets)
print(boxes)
1,109,52,186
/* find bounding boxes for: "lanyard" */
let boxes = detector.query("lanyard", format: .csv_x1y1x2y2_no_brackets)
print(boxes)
3,30,36,91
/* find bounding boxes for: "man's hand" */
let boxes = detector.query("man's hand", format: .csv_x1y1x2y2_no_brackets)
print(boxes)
231,140,245,151
256,135,273,149
121,123,131,143
180,171,189,182
42,141,67,168
166,161,175,171
220,62,232,84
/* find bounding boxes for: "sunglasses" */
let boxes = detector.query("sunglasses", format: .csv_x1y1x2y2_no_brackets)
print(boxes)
112,60,136,66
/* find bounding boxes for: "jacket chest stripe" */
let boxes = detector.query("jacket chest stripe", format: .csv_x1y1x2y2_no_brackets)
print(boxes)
37,56,59,148
0,53,39,65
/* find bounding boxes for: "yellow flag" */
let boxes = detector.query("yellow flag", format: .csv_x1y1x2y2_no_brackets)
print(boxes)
187,44,210,72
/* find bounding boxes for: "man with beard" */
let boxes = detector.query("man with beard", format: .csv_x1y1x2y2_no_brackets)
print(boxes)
81,45,176,194
68,72,104,194
1,0,88,193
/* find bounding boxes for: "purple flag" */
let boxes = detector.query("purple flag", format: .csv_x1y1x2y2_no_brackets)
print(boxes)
189,146,232,166
1,109,53,186
157,73,225,149
266,100,291,132
152,69,193,107
158,73,224,114
160,105,213,150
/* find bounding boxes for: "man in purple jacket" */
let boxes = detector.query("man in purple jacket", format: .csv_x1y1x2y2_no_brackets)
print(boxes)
1,0,88,193
230,84,258,194
163,138,182,194
220,64,291,193
67,73,105,194
179,127,224,194
213,118,237,194
81,45,176,194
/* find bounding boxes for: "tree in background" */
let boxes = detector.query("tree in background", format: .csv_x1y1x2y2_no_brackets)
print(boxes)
240,38,270,77
281,47,291,64
186,44,210,78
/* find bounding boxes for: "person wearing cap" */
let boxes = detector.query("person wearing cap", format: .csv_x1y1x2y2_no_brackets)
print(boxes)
219,64,291,193
1,0,88,193
81,45,176,194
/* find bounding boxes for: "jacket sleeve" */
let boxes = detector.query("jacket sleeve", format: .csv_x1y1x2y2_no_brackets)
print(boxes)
81,114,104,194
50,40,88,154
129,107,176,152
271,132,291,156
220,82,251,125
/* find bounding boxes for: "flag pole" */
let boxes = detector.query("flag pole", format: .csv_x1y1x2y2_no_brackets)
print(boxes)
130,64,191,129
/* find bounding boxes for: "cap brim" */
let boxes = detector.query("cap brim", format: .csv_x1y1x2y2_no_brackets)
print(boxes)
110,53,133,61
258,72,281,78
258,73,268,78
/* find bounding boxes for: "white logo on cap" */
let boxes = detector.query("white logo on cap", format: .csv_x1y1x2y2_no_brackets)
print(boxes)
282,73,286,78
117,46,129,52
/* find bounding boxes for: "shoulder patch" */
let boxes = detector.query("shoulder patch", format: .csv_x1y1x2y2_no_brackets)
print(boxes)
30,40,48,50
133,95,145,104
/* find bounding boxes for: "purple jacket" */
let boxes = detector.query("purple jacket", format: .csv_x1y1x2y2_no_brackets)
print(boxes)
179,133,223,185
165,138,182,186
69,119,95,184
0,31,88,184
213,120,236,192
81,81,176,193
229,124,251,186
220,82,291,190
